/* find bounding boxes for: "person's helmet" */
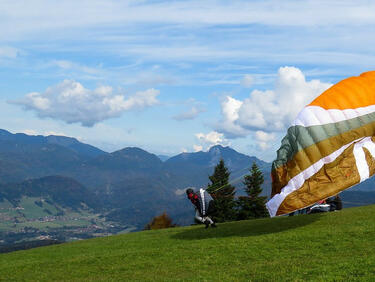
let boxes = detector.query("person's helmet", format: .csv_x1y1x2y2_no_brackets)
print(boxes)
186,188,194,198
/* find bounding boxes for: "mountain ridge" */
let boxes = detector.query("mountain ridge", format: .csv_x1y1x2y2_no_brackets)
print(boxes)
2,128,375,236
0,129,271,232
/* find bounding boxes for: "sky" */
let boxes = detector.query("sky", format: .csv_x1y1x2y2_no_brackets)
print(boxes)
1,0,375,161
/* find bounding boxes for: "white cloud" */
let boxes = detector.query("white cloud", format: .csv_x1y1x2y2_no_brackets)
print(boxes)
194,131,230,151
255,130,275,150
22,129,37,135
2,0,375,41
1,2,374,87
215,96,250,138
44,131,67,136
196,131,223,145
173,106,205,121
10,80,160,127
216,67,332,137
193,144,203,152
241,74,253,88
21,129,68,137
52,60,100,75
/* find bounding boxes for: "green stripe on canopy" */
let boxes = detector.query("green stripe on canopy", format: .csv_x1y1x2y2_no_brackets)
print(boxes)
273,111,375,170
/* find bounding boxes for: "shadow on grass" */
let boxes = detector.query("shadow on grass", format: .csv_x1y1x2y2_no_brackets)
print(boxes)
171,213,323,240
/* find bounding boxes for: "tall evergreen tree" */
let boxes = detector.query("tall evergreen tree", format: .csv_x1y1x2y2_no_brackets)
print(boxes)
237,162,269,220
207,159,236,222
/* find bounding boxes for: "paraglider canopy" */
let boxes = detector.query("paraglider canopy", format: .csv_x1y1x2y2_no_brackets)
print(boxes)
267,71,375,217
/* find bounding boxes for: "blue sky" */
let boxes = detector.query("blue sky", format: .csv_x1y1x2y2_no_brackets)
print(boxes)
1,0,375,161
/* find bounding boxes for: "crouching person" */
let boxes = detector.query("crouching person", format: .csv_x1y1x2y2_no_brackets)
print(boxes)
186,188,216,228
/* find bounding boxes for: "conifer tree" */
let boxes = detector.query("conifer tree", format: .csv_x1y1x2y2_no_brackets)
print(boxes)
237,162,269,219
207,159,236,222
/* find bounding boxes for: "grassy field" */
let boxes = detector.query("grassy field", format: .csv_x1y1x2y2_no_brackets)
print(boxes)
1,205,375,281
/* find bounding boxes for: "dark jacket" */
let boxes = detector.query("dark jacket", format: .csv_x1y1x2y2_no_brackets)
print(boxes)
326,195,343,211
189,193,201,211
188,189,213,217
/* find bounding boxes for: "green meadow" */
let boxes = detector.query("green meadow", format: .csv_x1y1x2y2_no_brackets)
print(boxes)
1,205,375,281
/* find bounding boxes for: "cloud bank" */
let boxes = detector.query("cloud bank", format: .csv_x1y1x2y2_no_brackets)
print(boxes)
11,80,159,127
255,130,276,151
2,0,375,40
216,67,332,139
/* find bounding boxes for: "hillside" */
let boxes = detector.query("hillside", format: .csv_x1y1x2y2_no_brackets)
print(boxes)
1,205,375,280
0,176,128,244
0,129,106,183
0,176,97,209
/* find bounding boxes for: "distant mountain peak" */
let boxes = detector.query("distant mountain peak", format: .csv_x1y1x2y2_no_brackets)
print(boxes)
0,128,106,159
110,147,162,165
209,144,226,149
0,129,12,135
46,135,80,145
113,147,152,156
208,145,233,152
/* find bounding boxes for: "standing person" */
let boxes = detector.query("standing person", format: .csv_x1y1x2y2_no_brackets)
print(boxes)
186,188,217,228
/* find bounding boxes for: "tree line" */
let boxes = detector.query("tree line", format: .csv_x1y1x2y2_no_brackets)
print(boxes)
207,159,268,223
145,159,269,230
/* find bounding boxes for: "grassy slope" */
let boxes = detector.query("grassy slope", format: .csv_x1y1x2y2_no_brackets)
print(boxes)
1,205,375,281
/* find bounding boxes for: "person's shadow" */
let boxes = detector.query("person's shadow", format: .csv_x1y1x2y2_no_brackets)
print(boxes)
171,213,322,240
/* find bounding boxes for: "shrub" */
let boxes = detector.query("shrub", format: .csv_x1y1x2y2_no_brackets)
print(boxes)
144,212,177,230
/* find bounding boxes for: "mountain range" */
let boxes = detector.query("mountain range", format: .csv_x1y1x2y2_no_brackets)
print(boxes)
1,128,375,243
0,129,271,233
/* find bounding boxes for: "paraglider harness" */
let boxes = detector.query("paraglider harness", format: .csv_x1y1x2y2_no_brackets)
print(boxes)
307,203,331,214
289,195,343,216
308,195,343,214
186,188,216,228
